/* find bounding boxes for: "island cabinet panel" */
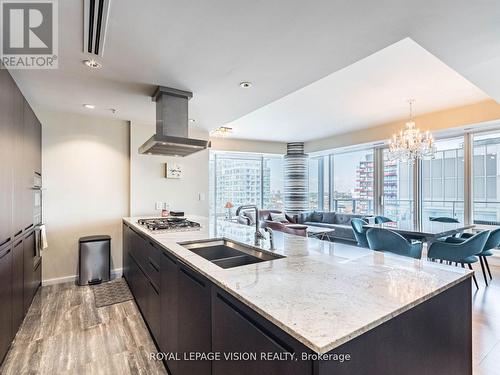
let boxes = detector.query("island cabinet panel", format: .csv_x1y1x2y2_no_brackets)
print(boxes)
315,279,472,375
122,224,131,280
212,287,313,375
124,226,161,344
160,251,178,375
177,262,212,375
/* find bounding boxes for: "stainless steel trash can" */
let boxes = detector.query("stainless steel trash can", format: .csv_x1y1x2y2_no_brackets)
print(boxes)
78,235,111,286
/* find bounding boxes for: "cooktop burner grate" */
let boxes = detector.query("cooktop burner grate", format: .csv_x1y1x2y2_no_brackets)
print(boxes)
137,218,201,232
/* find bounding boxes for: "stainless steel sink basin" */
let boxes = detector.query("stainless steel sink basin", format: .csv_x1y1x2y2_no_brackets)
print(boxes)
181,239,284,269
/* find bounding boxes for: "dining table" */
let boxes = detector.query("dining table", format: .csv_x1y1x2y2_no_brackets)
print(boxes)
363,220,475,242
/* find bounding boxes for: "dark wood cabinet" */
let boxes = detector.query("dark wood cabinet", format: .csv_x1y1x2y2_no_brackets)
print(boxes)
0,68,42,367
123,225,161,345
0,69,14,248
122,225,131,281
177,263,212,375
160,252,178,375
0,244,13,363
212,288,312,375
21,100,38,232
12,81,25,239
12,239,24,333
23,229,37,311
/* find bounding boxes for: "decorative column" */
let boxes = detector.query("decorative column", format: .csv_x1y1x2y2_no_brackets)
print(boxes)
284,142,309,216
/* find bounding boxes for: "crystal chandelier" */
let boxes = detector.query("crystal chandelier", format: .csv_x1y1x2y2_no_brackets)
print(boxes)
388,100,435,163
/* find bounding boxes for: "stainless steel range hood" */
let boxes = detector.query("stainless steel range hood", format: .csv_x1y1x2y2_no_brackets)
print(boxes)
139,86,210,157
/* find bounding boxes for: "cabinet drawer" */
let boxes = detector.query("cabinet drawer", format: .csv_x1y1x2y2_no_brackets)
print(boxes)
143,242,161,291
212,288,312,375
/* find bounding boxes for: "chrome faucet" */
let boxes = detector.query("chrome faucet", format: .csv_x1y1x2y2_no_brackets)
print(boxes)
264,227,275,250
236,205,266,244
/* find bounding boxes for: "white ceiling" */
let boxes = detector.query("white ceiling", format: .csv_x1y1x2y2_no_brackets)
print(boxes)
227,38,489,141
9,0,500,143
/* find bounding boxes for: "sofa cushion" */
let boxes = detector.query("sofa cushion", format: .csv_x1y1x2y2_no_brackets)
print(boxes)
335,214,361,225
322,212,336,224
310,211,323,223
270,212,288,223
331,224,355,240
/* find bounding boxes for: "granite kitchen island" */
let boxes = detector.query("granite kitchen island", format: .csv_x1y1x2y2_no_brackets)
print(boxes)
122,216,473,375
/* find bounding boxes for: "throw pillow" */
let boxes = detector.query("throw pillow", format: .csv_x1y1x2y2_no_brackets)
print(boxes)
270,212,288,223
322,212,336,224
310,211,323,222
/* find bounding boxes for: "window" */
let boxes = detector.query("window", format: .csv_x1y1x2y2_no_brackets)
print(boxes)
332,149,374,215
421,138,464,222
382,149,413,222
322,155,330,211
263,157,284,210
210,152,284,220
473,132,500,225
308,158,320,209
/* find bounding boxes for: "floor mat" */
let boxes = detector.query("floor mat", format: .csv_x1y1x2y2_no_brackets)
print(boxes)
92,278,133,308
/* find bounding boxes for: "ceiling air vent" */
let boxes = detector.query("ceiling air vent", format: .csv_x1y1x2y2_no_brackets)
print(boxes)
83,0,111,56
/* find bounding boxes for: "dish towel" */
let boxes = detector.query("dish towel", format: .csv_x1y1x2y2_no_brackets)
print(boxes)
40,224,48,250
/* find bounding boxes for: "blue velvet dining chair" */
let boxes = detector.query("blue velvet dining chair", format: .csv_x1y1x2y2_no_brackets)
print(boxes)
374,216,394,224
351,218,369,248
427,230,490,289
366,228,423,259
429,216,459,223
456,228,500,286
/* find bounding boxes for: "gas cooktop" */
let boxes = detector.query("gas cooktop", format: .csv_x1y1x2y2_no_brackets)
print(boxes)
137,217,201,232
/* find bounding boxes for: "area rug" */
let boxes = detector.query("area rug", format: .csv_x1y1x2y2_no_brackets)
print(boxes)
92,278,133,308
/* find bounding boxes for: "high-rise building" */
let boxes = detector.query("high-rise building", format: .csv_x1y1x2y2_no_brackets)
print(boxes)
213,157,272,217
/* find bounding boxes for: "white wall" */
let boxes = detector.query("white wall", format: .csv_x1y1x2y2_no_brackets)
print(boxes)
130,122,209,216
40,111,130,283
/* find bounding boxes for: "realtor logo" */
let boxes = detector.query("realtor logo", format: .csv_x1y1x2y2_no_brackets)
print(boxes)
1,0,58,69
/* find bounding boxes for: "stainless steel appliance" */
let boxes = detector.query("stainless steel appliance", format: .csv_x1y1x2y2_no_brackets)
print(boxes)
137,217,201,233
78,235,111,286
138,86,211,157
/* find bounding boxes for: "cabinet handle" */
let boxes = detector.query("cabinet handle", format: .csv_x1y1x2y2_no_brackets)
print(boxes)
148,278,160,295
148,258,160,272
0,248,11,260
14,229,22,237
14,240,23,247
0,237,11,248
217,293,295,354
180,267,205,288
25,223,34,231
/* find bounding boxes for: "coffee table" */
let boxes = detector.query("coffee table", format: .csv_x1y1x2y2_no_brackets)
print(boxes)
306,226,336,241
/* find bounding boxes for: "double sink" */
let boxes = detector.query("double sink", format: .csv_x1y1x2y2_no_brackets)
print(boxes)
181,239,284,269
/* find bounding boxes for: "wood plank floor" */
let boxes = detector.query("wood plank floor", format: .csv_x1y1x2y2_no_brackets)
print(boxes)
0,281,167,375
473,263,500,375
1,264,500,375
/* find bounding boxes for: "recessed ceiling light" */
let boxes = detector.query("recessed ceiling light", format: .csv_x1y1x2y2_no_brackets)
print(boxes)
239,81,252,88
210,126,233,137
83,104,95,109
189,118,196,123
83,59,102,69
